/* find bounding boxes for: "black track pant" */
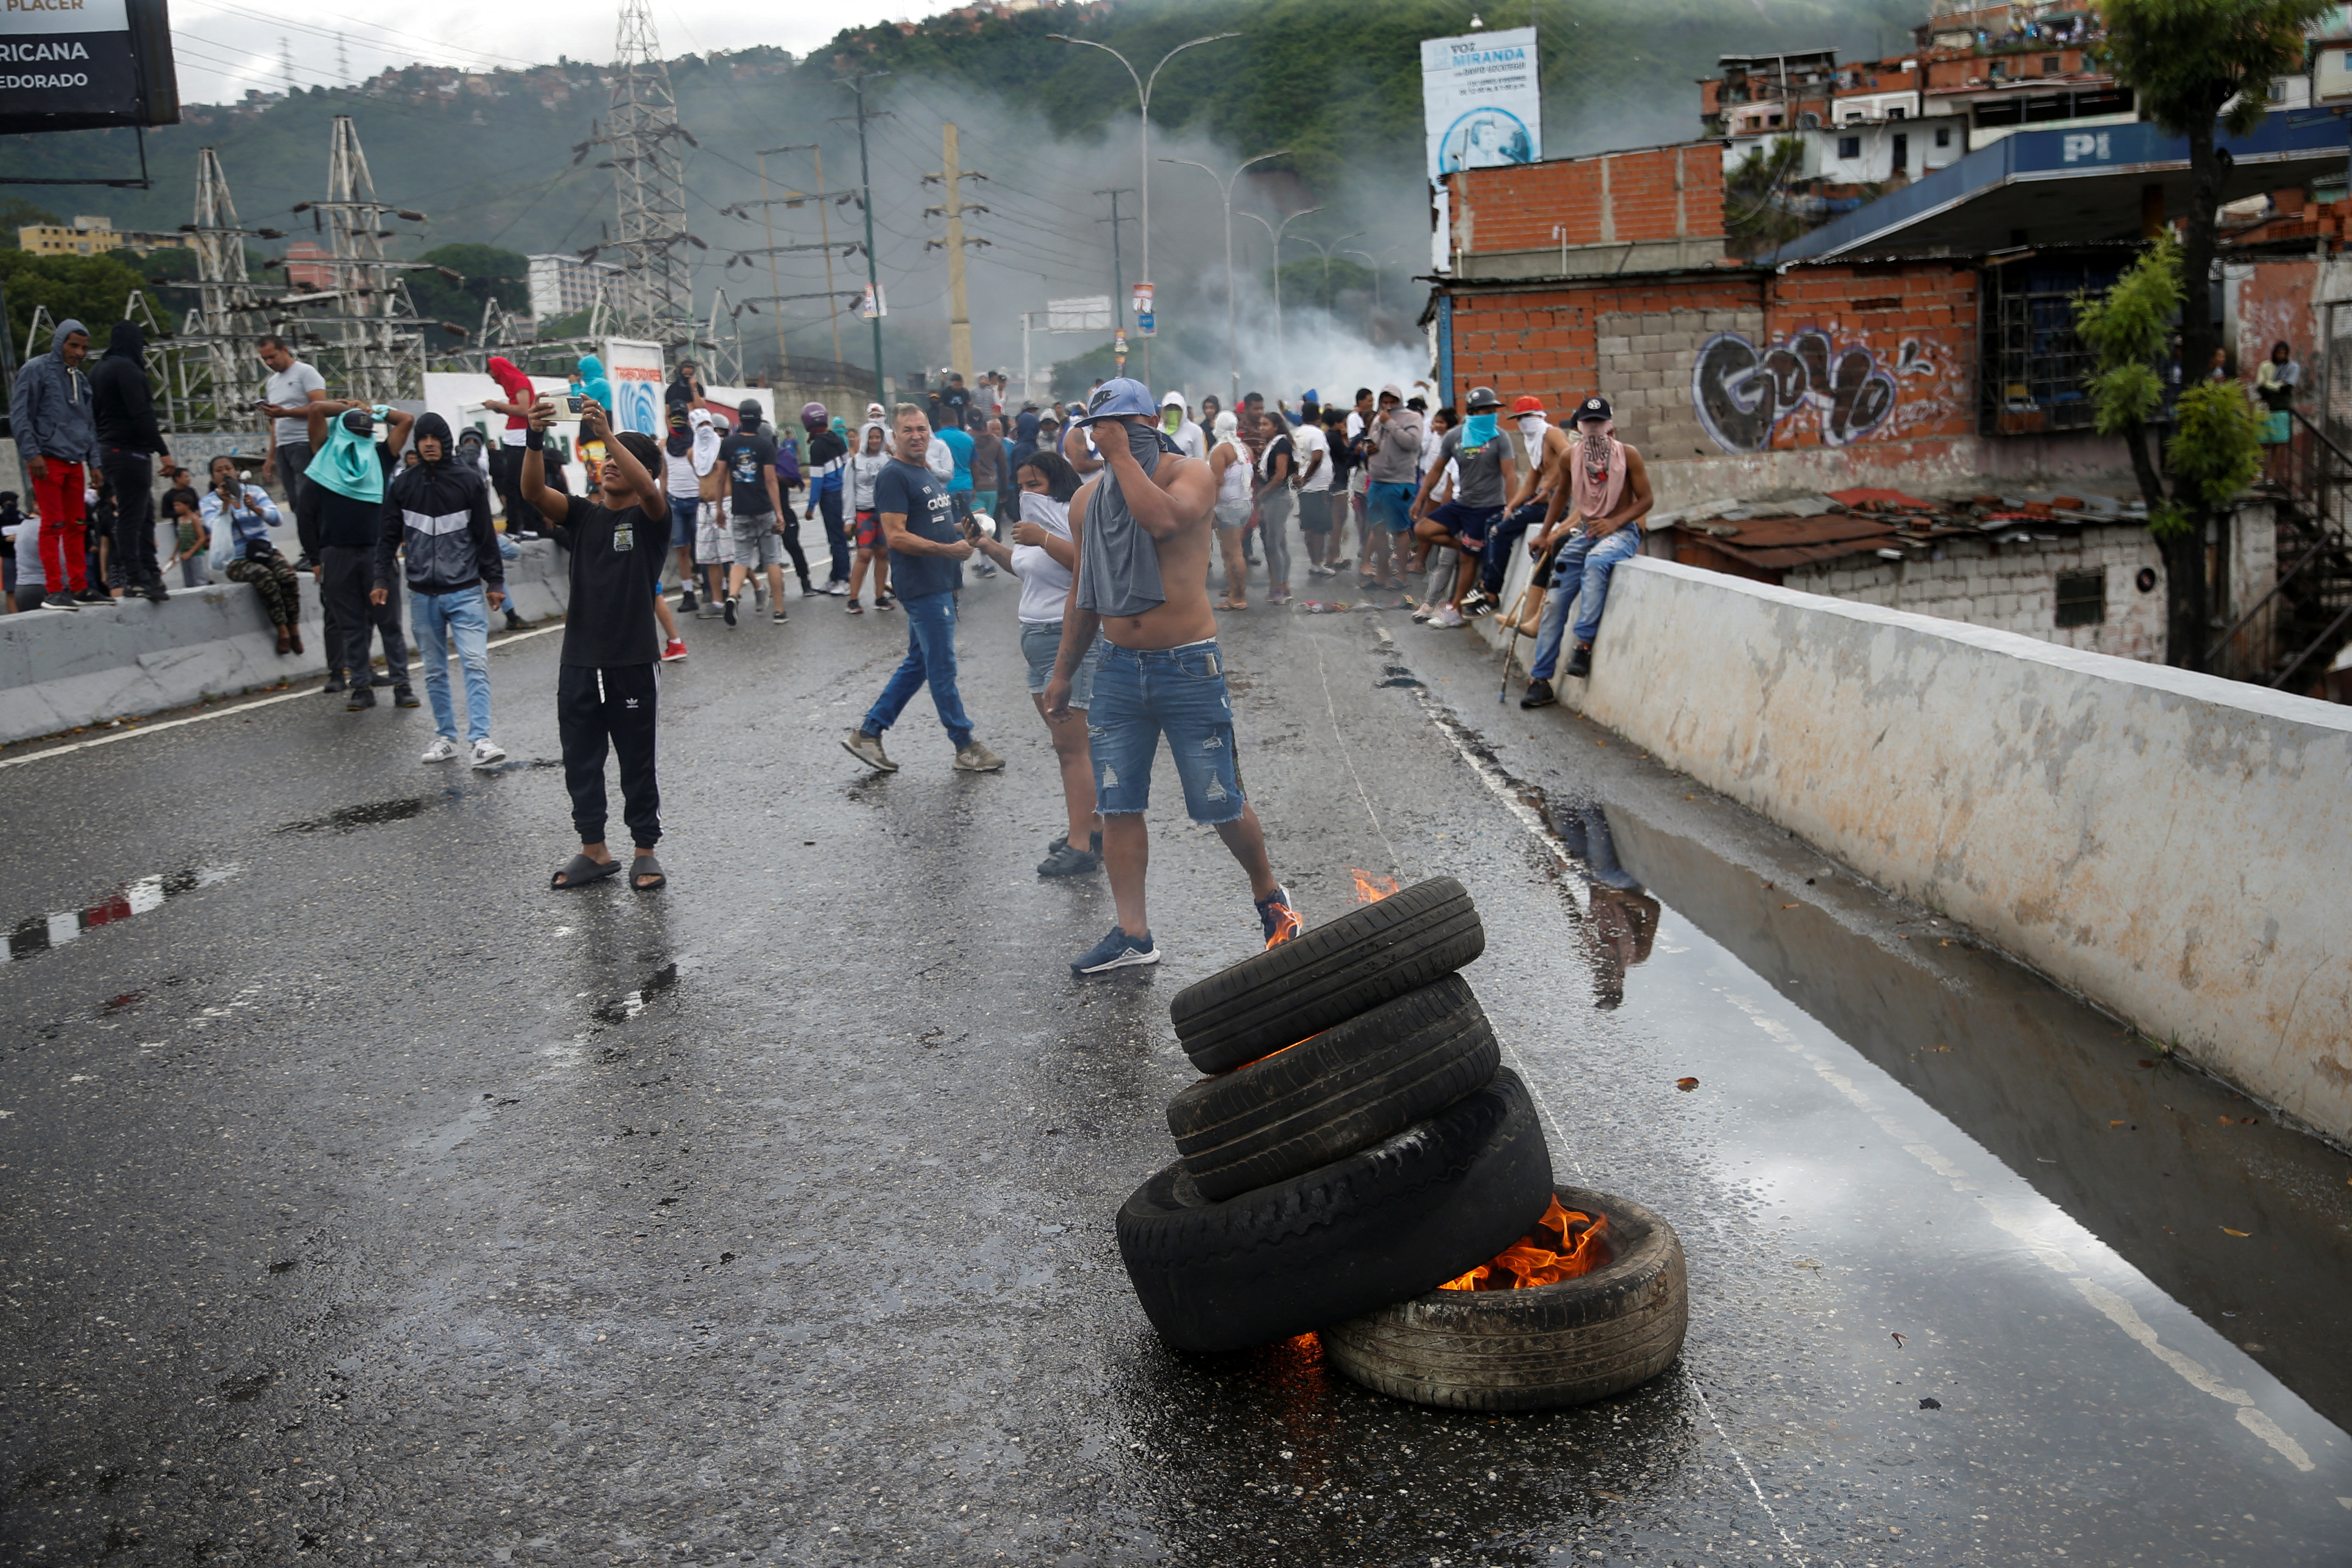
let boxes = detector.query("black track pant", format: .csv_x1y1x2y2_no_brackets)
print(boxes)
320,545,409,685
557,663,662,850
101,446,159,588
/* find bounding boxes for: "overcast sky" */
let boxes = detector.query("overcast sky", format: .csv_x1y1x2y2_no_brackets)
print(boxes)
169,0,955,103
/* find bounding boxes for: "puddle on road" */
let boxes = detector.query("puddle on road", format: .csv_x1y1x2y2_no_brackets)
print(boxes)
591,962,678,1023
3,864,241,963
277,794,448,835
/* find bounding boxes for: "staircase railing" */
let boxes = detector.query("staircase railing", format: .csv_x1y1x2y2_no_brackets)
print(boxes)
2204,409,2352,691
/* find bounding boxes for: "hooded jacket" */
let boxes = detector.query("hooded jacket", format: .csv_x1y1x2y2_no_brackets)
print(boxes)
576,355,612,410
375,413,503,596
9,318,97,466
89,320,168,455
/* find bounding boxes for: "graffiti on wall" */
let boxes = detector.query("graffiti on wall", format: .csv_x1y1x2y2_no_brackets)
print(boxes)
1692,328,1937,452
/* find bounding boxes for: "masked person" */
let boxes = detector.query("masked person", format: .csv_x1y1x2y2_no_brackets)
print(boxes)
1407,386,1515,629
482,356,542,539
1522,396,1653,705
661,403,720,610
299,400,415,710
1484,395,1573,617
800,402,852,593
1046,378,1298,975
1160,391,1206,462
373,413,508,767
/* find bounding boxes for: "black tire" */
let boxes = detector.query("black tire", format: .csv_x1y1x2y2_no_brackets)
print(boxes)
1321,1186,1687,1411
1116,1067,1552,1355
1168,877,1484,1072
1168,976,1502,1203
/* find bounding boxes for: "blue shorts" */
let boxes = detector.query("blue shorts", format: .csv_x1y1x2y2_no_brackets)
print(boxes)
1021,619,1100,707
1367,480,1418,533
1089,639,1246,825
668,494,699,551
1428,501,1503,551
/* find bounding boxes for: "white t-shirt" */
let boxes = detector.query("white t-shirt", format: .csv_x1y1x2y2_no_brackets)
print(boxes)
265,360,326,446
1169,417,1207,462
1292,422,1332,492
7,516,43,588
1009,493,1077,624
1419,424,1445,477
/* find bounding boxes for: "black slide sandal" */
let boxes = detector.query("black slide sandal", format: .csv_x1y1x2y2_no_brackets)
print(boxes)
630,854,666,892
551,854,620,890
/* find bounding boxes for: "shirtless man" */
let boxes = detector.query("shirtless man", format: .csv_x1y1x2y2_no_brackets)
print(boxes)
1044,377,1300,975
1520,395,1653,708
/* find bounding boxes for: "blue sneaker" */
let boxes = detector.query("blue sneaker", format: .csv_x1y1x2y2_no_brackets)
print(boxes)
1256,885,1303,948
1071,924,1160,975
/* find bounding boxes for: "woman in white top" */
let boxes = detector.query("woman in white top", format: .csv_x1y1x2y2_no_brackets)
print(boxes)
843,421,895,613
1208,410,1253,610
969,447,1104,877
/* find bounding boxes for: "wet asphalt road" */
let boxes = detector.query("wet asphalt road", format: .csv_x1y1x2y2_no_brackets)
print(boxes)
4,566,2351,1567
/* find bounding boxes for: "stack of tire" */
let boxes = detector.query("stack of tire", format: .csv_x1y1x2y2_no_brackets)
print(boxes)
1115,876,1688,1411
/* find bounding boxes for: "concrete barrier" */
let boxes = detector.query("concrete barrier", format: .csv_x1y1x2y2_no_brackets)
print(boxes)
0,538,572,748
1558,557,2352,1145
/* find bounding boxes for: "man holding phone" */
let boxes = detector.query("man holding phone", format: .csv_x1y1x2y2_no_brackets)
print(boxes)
254,336,330,513
840,403,1003,776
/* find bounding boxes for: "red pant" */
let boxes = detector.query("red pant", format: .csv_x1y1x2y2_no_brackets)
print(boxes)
31,459,87,594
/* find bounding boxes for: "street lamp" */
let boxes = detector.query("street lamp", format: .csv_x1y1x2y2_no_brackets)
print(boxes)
1162,150,1286,408
1343,246,1398,315
1239,205,1322,389
1048,29,1241,386
1292,230,1366,307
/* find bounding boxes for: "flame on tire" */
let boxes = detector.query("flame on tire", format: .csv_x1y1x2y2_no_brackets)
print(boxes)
1438,1196,1611,1291
1351,869,1399,904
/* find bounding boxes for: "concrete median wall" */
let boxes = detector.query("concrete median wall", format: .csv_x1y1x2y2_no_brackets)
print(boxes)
1565,557,2352,1145
0,539,572,748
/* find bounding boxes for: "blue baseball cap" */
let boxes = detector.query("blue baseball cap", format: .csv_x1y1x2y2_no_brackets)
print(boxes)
1076,376,1157,425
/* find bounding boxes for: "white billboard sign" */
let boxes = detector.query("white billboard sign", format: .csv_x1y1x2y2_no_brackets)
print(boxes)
1048,294,1112,332
1420,26,1541,183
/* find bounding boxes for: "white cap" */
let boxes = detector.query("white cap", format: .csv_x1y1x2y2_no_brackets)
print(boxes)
1161,390,1186,408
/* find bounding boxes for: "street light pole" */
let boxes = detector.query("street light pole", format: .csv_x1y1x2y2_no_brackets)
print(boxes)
1049,30,1240,387
1343,246,1398,315
1294,230,1365,308
1239,205,1321,391
1162,150,1284,409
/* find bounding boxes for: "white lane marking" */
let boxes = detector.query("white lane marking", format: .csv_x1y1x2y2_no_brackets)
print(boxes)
1692,1383,1812,1567
0,621,565,772
1726,993,2317,1474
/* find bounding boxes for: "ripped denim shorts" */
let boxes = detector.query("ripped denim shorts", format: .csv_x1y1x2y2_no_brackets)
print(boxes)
1088,638,1245,825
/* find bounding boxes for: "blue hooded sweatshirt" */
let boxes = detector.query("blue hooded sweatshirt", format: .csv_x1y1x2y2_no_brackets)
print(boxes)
8,318,97,466
576,354,613,411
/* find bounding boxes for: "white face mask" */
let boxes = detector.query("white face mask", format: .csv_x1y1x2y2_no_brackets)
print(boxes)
1517,414,1548,439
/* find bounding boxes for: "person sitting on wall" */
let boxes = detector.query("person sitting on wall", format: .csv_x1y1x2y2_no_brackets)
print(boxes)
1520,395,1652,707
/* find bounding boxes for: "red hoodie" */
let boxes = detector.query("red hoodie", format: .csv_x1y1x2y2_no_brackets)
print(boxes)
486,357,535,439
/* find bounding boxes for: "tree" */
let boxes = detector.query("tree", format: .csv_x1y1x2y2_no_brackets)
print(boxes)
0,249,175,354
406,242,532,334
1723,137,1809,257
2078,234,2262,669
2093,0,2327,668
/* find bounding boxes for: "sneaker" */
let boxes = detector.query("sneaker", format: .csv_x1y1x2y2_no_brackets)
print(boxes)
974,562,998,578
695,602,723,619
679,589,697,612
469,737,507,769
771,608,789,624
751,579,766,607
76,587,115,606
40,592,79,612
1519,678,1558,709
797,579,819,597
392,684,421,708
1256,885,1304,947
323,673,347,693
1565,643,1592,680
420,735,461,764
825,580,850,596
1037,841,1102,877
661,638,688,662
370,672,395,687
723,595,739,627
1460,590,1495,618
1432,604,1465,629
504,609,528,631
841,727,898,773
953,740,1006,773
143,579,170,603
874,592,897,611
1409,603,1434,623
1308,563,1335,578
845,596,864,615
1270,588,1291,605
1071,923,1160,975
347,685,378,711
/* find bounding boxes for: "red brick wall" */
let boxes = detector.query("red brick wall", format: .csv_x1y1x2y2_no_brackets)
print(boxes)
1445,261,1979,457
2234,257,2315,379
1448,144,1724,254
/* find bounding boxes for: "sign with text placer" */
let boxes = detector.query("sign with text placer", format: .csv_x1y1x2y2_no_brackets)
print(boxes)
1420,25,1540,184
0,0,177,134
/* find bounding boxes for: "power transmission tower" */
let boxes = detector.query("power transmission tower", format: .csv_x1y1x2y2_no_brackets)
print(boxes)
170,147,285,432
282,116,430,405
834,72,892,407
924,124,990,392
594,0,697,350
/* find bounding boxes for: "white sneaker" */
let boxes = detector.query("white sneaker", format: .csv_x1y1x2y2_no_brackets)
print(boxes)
420,735,461,764
1432,603,1466,628
469,738,507,769
824,580,850,596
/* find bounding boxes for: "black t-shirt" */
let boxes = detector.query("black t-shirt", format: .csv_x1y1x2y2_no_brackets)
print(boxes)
314,442,399,550
551,494,664,667
1258,432,1295,491
874,457,960,601
720,429,778,516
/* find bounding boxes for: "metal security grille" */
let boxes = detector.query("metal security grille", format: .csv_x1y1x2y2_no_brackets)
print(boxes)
2055,568,2106,627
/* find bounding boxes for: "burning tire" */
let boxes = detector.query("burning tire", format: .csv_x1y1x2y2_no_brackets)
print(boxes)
1167,976,1501,1203
1321,1186,1687,1411
1117,1067,1551,1354
1168,876,1484,1073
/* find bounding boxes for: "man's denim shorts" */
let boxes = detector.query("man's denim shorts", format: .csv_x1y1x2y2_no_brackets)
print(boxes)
1367,480,1418,533
1089,639,1245,825
1020,619,1100,706
668,494,699,551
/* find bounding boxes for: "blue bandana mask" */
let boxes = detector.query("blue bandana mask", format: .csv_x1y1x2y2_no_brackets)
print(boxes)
1463,413,1499,447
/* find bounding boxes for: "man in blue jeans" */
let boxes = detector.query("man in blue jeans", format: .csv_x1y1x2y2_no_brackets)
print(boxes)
1044,377,1299,975
373,413,509,765
840,404,1005,775
1522,395,1653,707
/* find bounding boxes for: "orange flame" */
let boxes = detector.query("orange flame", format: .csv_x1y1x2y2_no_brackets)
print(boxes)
1351,869,1399,904
1438,1197,1611,1292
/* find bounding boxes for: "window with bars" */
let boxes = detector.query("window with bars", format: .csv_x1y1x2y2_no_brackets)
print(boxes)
2055,569,2106,627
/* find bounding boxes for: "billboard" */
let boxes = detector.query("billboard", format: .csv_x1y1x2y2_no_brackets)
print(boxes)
0,0,178,135
1420,26,1540,183
602,337,665,438
1048,294,1111,332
